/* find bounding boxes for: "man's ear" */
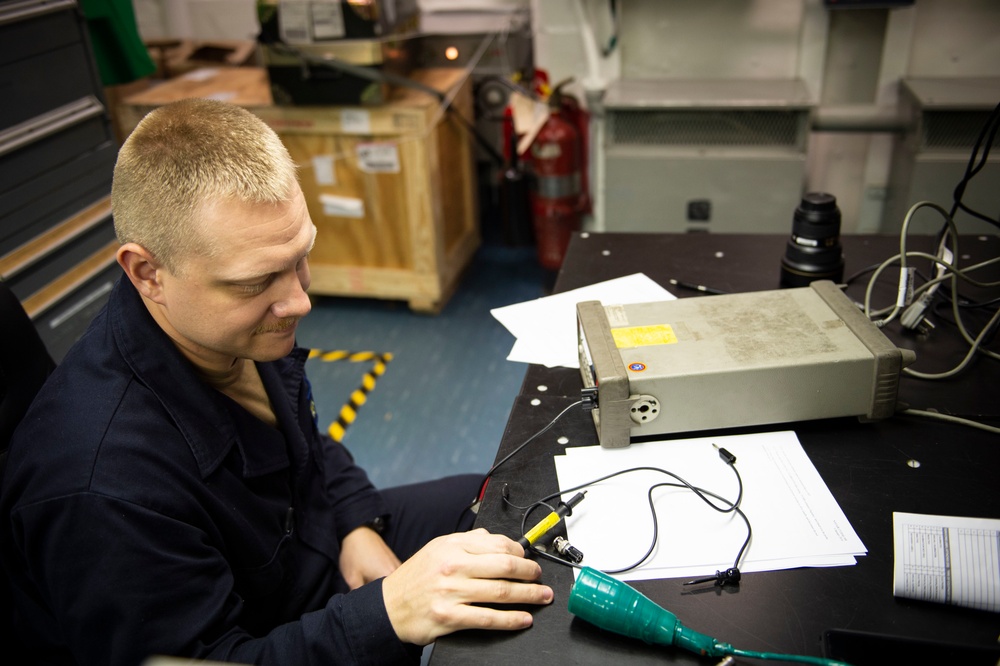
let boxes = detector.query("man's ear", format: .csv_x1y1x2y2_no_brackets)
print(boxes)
117,243,167,303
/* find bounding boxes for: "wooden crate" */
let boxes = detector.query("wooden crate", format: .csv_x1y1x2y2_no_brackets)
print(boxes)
120,67,479,312
116,67,273,135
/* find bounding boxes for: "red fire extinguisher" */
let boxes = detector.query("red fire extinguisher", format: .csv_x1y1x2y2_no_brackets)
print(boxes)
529,79,584,271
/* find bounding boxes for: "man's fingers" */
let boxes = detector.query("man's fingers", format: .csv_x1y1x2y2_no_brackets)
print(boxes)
456,577,553,607
382,529,554,644
445,550,543,584
453,529,526,558
443,605,537,632
427,582,551,636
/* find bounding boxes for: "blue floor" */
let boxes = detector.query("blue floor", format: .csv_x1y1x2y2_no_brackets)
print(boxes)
295,244,550,490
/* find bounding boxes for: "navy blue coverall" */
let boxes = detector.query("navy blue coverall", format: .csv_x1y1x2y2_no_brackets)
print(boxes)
1,276,477,665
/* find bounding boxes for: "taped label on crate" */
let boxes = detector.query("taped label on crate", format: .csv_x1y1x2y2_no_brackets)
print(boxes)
356,143,400,173
341,109,371,134
319,193,364,218
310,2,345,40
312,155,337,186
278,2,345,43
392,112,420,131
278,3,311,43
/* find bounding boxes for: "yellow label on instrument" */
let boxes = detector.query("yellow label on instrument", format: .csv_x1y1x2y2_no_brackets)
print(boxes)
612,324,678,348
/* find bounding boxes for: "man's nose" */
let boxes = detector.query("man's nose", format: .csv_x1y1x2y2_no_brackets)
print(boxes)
273,265,312,319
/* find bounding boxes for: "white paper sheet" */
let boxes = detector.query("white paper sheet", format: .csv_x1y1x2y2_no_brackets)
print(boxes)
490,273,675,368
551,431,866,582
892,512,1000,613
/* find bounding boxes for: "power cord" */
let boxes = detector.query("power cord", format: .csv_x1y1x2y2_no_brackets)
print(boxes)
862,200,950,329
862,202,1000,381
877,95,999,333
900,231,953,333
947,100,1000,229
858,194,999,432
897,100,1000,334
898,408,1000,435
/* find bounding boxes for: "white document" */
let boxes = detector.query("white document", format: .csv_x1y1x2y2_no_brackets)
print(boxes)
551,431,866,582
490,273,675,368
892,512,1000,613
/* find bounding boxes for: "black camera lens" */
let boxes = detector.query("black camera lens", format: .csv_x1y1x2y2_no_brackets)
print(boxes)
780,192,845,288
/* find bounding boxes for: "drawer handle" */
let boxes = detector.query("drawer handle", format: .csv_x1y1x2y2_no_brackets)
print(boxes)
0,0,77,27
0,96,105,158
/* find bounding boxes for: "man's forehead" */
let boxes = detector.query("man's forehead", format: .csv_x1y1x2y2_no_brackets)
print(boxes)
192,196,315,279
227,226,314,275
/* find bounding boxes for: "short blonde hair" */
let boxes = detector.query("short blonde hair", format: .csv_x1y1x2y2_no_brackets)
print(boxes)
112,98,297,271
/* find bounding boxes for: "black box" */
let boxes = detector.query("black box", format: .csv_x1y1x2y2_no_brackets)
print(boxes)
258,0,419,42
257,0,419,106
261,37,416,106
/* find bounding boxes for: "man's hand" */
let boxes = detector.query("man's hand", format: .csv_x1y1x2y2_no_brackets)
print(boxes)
339,526,402,590
381,528,554,646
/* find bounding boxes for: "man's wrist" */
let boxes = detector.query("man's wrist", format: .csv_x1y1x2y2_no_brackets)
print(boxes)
361,515,386,534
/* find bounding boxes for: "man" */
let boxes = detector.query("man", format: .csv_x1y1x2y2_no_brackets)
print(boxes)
0,99,552,665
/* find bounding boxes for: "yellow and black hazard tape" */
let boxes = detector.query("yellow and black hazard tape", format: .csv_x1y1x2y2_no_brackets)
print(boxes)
308,349,394,443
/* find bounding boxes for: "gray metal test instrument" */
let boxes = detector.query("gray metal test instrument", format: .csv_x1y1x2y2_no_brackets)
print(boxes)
577,280,917,448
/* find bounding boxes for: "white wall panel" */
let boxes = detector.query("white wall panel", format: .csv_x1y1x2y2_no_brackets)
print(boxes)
908,0,1000,78
619,0,804,80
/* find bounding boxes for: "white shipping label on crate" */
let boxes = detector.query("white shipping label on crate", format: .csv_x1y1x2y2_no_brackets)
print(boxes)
278,2,312,43
310,2,345,39
319,193,365,218
312,155,337,186
341,109,371,134
357,143,401,173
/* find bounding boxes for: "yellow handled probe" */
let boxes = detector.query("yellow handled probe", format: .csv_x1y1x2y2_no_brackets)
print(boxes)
517,492,586,552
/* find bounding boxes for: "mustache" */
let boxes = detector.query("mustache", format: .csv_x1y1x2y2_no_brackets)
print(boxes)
254,317,300,335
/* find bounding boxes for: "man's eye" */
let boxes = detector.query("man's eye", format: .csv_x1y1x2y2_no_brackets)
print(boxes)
239,280,269,295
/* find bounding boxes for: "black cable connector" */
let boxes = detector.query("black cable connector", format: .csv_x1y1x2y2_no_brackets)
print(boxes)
553,536,585,564
684,567,742,587
581,387,599,412
713,443,736,466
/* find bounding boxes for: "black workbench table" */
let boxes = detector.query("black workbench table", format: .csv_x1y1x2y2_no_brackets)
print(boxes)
431,233,1000,665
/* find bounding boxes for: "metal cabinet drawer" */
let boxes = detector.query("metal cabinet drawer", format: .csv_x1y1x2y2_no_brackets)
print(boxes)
33,261,120,362
0,134,115,255
0,1,101,131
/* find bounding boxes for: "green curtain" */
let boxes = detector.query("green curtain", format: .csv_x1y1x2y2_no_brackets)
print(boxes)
79,0,155,85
